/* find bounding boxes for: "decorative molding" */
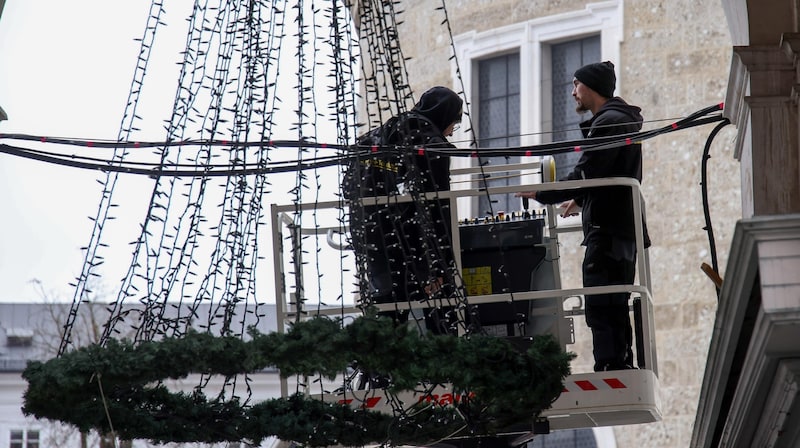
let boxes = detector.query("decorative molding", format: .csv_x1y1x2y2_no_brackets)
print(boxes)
692,214,800,448
734,45,795,97
718,308,800,446
780,32,800,64
748,360,800,447
744,95,793,107
726,49,750,160
721,0,750,46
691,215,762,448
727,44,798,214
782,33,800,105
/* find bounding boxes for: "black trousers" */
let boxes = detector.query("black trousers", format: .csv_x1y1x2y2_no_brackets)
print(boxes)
582,236,635,371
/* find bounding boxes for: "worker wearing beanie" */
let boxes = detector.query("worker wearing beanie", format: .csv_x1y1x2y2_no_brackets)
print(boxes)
518,61,651,371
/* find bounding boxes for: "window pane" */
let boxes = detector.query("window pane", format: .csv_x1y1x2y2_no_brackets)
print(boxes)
558,40,582,83
551,35,600,177
479,57,508,99
10,430,23,448
480,98,509,139
477,52,521,215
508,55,520,94
507,93,520,135
583,37,601,64
26,431,40,448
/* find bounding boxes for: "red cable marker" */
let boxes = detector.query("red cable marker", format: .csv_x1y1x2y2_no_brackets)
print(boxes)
574,145,582,152
671,123,678,130
625,138,632,145
417,147,425,155
525,150,532,156
371,145,378,153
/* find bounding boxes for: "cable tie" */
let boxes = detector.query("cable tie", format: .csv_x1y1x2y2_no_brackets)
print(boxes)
525,150,532,156
417,147,425,155
573,145,581,152
671,123,678,130
625,138,632,145
470,151,478,158
371,145,378,153
718,102,724,110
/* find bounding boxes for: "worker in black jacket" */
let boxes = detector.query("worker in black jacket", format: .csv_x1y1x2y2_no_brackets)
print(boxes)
345,86,463,329
517,61,650,371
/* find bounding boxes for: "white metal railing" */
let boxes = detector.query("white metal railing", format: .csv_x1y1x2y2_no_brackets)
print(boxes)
270,169,658,393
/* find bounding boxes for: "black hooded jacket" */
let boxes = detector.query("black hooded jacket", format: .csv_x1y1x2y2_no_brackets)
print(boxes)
536,97,650,246
345,87,461,198
345,87,462,302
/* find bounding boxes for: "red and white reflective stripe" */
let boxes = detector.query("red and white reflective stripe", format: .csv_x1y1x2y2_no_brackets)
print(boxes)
562,377,627,393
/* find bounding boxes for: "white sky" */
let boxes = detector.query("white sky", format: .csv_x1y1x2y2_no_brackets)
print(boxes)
0,1,353,303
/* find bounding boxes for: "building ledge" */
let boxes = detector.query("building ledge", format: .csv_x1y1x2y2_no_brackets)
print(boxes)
692,214,800,448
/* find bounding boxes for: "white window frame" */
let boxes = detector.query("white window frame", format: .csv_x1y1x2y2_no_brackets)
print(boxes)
450,1,622,219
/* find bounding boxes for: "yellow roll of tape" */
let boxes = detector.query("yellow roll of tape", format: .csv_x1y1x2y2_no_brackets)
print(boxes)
542,155,556,183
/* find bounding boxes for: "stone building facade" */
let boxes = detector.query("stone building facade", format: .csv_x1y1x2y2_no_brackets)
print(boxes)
372,1,742,446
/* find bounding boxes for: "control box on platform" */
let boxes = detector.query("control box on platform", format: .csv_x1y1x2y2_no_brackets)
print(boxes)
457,212,571,348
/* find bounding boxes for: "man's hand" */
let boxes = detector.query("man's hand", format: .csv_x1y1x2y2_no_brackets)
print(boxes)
514,191,537,200
424,277,444,296
558,199,581,218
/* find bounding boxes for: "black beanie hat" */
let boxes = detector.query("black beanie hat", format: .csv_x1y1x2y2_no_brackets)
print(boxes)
412,86,463,133
574,61,616,99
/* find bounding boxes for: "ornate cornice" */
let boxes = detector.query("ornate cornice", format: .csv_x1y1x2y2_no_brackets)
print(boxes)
734,45,794,96
726,44,796,160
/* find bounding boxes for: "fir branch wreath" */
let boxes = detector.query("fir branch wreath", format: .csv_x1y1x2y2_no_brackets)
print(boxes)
23,313,574,446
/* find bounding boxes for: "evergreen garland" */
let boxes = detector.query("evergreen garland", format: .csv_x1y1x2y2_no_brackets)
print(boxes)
22,313,573,446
